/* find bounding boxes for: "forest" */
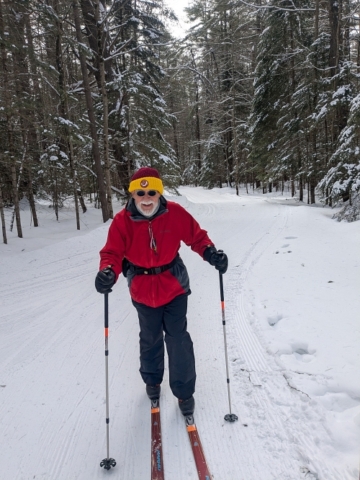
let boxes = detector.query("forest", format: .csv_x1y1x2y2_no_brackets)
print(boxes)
1,0,360,242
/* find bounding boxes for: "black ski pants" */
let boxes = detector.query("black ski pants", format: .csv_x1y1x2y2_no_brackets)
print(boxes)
132,293,196,400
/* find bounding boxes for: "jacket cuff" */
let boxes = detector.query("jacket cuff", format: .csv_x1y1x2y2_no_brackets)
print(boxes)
100,263,120,282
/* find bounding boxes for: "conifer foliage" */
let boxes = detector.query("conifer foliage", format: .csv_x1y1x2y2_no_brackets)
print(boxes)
1,0,360,242
163,0,360,219
0,0,177,238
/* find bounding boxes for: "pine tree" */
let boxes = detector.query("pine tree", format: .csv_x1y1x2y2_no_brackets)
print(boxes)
184,0,254,188
249,0,305,194
318,91,360,205
104,0,179,190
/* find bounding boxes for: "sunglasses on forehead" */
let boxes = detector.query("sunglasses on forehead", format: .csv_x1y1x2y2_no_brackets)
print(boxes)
135,190,157,197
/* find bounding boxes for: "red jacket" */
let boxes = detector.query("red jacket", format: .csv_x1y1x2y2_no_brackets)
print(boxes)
99,198,214,307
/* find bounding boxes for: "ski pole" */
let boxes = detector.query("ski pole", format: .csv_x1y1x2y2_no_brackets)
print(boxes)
100,293,117,470
218,267,238,423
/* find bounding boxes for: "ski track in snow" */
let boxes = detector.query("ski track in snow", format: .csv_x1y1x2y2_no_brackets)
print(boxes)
0,189,358,479
223,206,346,479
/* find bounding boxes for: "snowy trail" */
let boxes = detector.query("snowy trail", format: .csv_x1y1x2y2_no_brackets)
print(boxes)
0,188,359,479
218,198,352,480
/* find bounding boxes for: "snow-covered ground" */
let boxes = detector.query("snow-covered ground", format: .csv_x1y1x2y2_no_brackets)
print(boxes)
0,187,359,480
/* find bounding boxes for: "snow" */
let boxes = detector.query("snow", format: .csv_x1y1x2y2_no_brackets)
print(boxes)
56,117,80,130
0,187,359,479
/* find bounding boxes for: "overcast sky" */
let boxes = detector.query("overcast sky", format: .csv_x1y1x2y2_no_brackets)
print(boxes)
168,0,191,38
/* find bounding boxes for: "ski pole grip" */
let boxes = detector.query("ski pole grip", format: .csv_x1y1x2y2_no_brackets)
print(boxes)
217,249,225,301
219,271,224,302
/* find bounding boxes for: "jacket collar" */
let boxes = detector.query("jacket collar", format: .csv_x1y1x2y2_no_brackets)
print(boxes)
126,195,168,221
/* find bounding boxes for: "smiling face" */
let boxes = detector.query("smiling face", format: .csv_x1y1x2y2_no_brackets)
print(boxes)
131,190,161,217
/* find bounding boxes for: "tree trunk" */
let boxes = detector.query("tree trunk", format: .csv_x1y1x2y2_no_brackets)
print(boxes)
190,50,202,186
328,0,340,78
80,0,114,83
310,179,316,204
314,0,319,39
77,188,87,213
291,178,295,197
81,0,117,208
0,0,13,225
358,16,360,67
299,175,303,202
232,95,239,196
342,0,350,61
24,11,41,228
96,0,113,219
54,5,81,229
0,183,7,244
73,0,109,223
69,140,81,230
53,166,59,221
10,162,23,237
167,72,180,162
195,89,201,186
9,0,40,229
27,164,38,227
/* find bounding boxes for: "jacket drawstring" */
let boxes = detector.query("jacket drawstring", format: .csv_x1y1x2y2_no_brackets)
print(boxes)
148,222,157,254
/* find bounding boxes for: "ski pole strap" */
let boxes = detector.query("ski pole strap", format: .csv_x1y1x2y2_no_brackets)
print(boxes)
128,254,180,276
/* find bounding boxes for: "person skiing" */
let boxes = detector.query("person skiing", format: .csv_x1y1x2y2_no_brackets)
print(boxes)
95,167,228,416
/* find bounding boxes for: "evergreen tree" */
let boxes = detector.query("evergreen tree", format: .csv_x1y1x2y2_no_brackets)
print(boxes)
106,0,179,190
249,0,310,195
318,90,360,205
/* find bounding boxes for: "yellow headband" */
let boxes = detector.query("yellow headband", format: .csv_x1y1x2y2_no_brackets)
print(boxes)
129,176,164,194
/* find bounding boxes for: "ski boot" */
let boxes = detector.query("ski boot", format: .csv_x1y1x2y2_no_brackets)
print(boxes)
146,384,161,400
178,396,195,416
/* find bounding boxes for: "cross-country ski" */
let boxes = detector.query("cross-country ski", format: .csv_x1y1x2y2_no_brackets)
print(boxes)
151,399,164,480
185,415,212,480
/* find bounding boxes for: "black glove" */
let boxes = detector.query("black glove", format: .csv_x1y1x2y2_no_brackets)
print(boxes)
95,267,116,293
204,246,228,274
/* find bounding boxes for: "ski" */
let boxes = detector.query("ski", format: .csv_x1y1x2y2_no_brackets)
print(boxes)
151,399,165,480
185,415,212,480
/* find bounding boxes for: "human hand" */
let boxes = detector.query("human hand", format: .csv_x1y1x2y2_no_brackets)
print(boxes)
95,267,115,293
204,247,228,274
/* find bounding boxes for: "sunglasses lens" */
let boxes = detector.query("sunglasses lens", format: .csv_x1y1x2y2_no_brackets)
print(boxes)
136,190,157,197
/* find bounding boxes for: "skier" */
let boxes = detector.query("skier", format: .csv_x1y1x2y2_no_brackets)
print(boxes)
95,167,228,416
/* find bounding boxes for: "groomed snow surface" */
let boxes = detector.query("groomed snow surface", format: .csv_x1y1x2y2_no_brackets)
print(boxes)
0,187,359,480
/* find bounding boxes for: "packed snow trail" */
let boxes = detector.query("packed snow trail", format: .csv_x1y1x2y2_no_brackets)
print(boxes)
0,187,359,479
